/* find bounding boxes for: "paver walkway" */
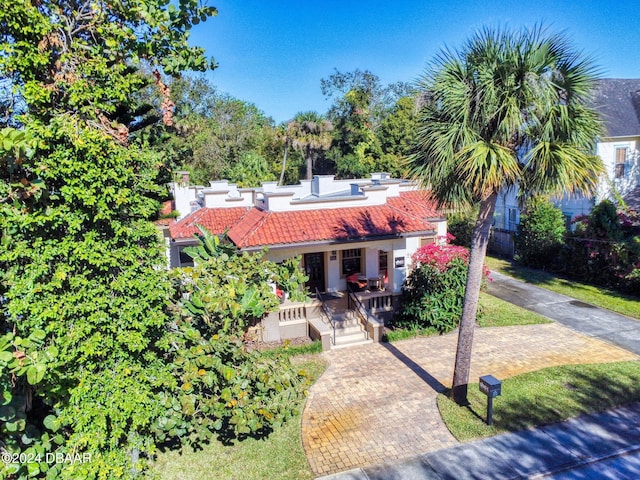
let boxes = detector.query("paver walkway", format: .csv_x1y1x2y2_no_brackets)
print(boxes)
302,323,639,477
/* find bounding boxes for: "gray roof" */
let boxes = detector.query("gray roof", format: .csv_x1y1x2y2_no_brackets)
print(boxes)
592,79,640,138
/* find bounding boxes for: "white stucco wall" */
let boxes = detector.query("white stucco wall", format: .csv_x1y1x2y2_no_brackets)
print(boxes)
259,233,432,294
597,137,640,202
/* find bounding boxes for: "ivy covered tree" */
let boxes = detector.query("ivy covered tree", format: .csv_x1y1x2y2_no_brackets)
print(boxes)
0,0,218,477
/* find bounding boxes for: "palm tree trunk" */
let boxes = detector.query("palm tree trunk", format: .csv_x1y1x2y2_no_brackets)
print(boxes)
279,143,289,186
305,148,313,180
452,192,498,405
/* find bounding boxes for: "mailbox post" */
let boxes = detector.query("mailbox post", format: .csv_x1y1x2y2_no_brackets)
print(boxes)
479,375,502,425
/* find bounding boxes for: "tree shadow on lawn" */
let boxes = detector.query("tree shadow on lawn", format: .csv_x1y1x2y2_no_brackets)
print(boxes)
446,363,640,438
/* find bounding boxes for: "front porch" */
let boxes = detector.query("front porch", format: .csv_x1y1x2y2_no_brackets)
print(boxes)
256,288,400,351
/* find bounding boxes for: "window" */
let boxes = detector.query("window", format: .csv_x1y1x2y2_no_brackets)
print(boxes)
615,147,627,179
419,236,435,247
508,208,518,231
178,248,194,267
379,250,388,272
341,248,362,276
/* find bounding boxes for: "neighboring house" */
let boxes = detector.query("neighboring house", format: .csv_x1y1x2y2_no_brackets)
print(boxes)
167,173,447,295
491,78,640,256
593,78,640,211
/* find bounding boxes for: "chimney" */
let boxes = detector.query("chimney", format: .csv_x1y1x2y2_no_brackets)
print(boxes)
176,170,190,186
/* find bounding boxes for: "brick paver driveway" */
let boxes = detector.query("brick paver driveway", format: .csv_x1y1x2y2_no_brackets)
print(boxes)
302,323,639,476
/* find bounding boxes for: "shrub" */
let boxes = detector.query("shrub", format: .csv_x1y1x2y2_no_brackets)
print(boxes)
514,196,566,269
447,209,478,248
394,257,469,333
562,201,640,291
394,242,489,333
168,232,311,443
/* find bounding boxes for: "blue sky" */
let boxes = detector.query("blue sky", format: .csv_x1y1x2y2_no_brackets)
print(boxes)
190,0,640,124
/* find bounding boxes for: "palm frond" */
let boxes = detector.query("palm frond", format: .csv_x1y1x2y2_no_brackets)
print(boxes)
408,24,603,208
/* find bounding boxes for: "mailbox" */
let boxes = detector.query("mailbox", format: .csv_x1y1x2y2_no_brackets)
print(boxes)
479,375,502,425
479,375,502,398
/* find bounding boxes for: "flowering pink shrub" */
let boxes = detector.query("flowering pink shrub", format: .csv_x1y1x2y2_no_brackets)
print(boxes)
397,234,490,333
412,243,470,271
411,235,491,279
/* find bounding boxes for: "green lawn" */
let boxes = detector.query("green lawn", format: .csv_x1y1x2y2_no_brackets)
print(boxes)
485,255,640,320
476,292,552,328
384,291,551,342
438,361,640,442
152,355,327,480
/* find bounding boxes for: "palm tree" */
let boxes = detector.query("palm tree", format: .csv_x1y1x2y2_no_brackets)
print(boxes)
277,123,292,186
408,26,604,405
288,111,333,180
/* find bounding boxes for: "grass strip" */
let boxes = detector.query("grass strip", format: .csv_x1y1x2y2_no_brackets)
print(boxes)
385,292,551,341
485,256,640,320
437,361,640,442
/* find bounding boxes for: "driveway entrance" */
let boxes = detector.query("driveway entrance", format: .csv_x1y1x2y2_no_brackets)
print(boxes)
302,323,639,477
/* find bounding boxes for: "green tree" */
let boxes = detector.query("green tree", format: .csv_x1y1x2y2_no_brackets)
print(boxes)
408,26,604,404
162,77,276,185
321,69,414,178
376,96,419,177
288,111,333,180
378,96,418,157
515,196,567,268
321,68,413,131
331,87,382,178
0,0,217,477
223,151,276,187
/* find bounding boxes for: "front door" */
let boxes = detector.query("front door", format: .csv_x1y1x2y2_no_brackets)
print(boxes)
304,253,325,294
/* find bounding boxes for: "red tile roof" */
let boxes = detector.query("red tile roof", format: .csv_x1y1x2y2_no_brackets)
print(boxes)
169,192,443,248
170,207,251,240
387,190,440,218
227,191,441,249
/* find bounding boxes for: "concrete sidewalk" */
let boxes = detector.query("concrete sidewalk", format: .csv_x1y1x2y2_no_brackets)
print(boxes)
487,271,640,355
319,402,640,479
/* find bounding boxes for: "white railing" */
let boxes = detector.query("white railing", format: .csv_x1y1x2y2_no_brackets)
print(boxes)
366,293,394,311
278,303,306,323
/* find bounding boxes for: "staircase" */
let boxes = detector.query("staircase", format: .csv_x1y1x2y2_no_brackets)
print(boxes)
331,309,372,349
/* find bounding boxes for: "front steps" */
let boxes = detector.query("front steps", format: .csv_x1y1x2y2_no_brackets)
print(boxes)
331,311,372,349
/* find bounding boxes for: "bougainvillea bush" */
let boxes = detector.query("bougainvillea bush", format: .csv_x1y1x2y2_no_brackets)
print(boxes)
394,238,490,333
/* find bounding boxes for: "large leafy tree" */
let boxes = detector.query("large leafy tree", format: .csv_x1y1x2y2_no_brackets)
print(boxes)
151,76,276,185
376,96,419,178
0,0,217,476
408,26,604,405
321,69,414,178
